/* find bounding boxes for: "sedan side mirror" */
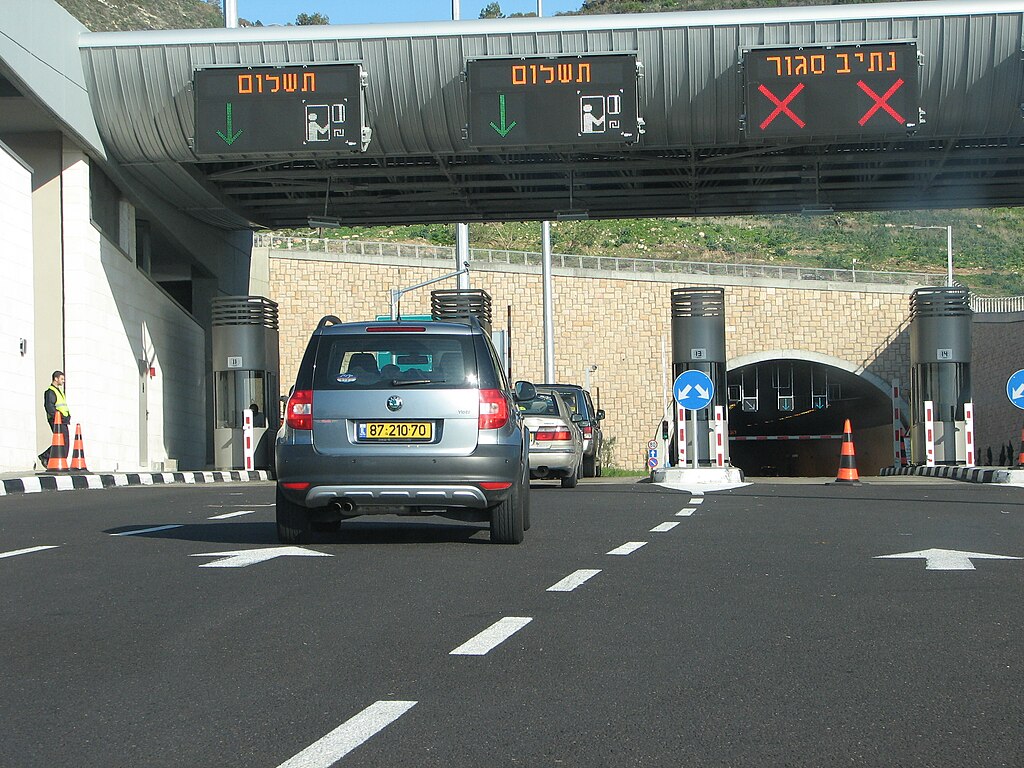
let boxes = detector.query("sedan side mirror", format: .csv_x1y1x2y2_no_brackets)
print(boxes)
571,414,585,423
513,381,537,401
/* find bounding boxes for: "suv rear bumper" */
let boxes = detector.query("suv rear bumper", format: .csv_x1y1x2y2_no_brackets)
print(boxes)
276,441,522,509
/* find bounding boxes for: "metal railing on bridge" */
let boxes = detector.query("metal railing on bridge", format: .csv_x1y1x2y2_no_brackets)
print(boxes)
256,233,946,289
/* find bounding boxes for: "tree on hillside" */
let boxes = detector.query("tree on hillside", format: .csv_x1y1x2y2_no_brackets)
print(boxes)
296,12,330,25
480,2,505,17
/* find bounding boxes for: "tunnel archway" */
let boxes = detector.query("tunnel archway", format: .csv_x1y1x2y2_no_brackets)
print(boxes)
727,351,903,477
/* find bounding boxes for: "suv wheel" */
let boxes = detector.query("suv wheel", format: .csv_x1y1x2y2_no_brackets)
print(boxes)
276,485,311,544
521,459,531,532
490,474,525,544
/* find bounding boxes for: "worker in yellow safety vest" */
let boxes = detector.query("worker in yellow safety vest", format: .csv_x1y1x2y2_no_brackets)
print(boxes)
38,370,70,468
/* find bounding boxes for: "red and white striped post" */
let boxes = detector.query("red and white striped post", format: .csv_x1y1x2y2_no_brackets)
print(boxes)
677,405,687,465
924,400,936,467
713,406,726,467
964,401,975,467
243,408,255,471
892,381,902,468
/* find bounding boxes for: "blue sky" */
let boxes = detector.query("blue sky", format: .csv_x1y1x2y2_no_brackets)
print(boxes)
237,1,585,27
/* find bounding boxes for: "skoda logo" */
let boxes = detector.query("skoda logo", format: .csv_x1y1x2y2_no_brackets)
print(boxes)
386,395,403,412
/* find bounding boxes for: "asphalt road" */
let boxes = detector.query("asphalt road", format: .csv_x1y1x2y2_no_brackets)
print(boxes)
1,478,1022,767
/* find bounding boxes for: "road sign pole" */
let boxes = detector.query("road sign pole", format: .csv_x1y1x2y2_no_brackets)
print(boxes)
677,405,687,466
691,409,698,469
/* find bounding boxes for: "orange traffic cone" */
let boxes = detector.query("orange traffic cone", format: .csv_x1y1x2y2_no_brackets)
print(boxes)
46,411,69,472
69,423,89,472
835,419,860,484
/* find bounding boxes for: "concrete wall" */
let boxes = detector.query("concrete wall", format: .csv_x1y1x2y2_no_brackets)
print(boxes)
0,142,37,470
265,249,918,469
58,150,206,472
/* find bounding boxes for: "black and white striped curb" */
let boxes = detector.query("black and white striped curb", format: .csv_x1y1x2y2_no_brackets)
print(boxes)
0,470,271,496
879,465,1024,483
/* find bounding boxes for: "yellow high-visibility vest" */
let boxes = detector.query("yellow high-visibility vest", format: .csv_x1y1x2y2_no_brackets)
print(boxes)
47,385,70,417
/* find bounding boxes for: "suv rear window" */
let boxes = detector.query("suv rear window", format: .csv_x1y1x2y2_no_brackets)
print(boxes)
313,333,479,390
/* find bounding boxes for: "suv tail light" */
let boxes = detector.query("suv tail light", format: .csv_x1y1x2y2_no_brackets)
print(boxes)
479,389,509,430
536,427,572,441
286,389,313,430
582,425,593,439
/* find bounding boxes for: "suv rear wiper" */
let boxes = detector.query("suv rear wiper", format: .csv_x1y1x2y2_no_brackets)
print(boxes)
389,378,443,386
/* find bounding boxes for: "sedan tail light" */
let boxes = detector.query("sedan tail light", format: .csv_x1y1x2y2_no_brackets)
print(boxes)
535,427,572,441
286,389,313,430
479,389,509,430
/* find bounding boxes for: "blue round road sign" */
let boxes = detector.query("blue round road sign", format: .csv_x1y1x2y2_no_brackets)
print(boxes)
673,370,715,411
1008,369,1024,410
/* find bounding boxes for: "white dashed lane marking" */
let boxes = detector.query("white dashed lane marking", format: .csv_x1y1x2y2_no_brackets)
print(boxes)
0,545,59,560
109,524,184,536
689,497,704,505
650,522,680,532
547,569,602,592
450,617,533,656
276,700,417,768
676,508,696,517
607,542,647,556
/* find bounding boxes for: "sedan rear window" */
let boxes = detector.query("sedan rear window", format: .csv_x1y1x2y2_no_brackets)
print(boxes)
313,334,478,390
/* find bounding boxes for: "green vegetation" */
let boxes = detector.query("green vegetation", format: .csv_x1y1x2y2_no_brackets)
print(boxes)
55,0,223,31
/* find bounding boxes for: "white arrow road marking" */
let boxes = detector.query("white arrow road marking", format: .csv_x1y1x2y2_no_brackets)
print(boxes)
876,548,1023,570
276,700,417,768
110,524,184,537
547,569,601,592
607,541,647,556
208,510,255,520
651,522,680,532
0,545,59,560
676,508,696,517
191,546,333,568
450,617,532,655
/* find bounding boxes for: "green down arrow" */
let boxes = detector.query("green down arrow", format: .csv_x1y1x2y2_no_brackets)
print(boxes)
489,94,516,137
216,102,243,145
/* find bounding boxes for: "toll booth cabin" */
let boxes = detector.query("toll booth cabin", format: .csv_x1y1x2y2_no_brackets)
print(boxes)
909,287,973,465
212,296,280,470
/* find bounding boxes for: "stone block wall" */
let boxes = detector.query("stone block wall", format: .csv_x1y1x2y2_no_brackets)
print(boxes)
267,250,917,469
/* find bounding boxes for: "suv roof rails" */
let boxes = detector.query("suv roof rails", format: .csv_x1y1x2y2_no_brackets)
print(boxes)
316,315,342,330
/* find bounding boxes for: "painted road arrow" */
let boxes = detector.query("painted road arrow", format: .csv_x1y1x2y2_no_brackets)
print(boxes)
875,548,1022,571
216,102,243,145
489,94,517,137
190,546,333,568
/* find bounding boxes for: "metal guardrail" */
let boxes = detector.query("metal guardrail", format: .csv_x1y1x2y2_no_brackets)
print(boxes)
255,233,948,288
971,295,1024,313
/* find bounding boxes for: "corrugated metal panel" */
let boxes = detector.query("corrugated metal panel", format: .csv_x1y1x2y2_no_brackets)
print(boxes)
79,2,1024,164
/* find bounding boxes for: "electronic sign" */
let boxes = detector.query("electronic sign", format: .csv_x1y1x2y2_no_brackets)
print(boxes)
743,42,920,138
466,54,641,148
193,64,368,156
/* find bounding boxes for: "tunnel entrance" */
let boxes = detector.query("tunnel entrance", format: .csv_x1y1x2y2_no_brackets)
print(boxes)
727,357,895,477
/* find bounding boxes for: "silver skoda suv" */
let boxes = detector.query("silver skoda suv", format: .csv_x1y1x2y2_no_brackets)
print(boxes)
275,314,535,544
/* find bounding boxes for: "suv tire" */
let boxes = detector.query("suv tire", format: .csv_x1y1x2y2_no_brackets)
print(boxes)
521,459,532,532
490,473,525,544
276,485,311,544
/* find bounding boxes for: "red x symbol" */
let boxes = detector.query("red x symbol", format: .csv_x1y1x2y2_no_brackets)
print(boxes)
758,83,806,130
857,79,905,126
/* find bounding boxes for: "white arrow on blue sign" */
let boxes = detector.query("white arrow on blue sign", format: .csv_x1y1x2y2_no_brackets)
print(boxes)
1008,369,1024,410
673,370,715,411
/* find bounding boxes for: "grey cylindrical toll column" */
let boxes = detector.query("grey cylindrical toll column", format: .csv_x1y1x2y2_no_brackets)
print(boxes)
909,287,972,465
670,288,728,468
211,297,280,470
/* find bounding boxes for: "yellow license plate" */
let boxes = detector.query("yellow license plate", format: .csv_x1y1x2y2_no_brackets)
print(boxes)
358,421,433,441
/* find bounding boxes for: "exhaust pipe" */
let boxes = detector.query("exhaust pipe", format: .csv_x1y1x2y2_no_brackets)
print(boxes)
534,466,549,478
332,498,357,514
